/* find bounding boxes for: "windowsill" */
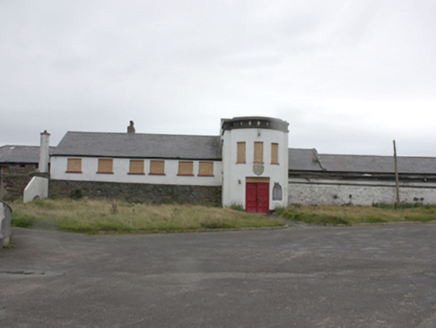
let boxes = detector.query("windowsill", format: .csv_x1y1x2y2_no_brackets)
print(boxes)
128,173,145,175
198,175,214,177
97,172,114,174
149,173,165,176
236,162,246,164
65,171,82,174
177,174,195,176
271,163,279,165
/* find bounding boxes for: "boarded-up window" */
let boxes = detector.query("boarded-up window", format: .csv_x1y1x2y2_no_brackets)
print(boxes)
149,160,165,175
67,158,82,173
271,143,279,164
97,159,113,174
178,161,194,176
129,160,145,175
237,142,246,163
198,162,214,176
254,142,263,163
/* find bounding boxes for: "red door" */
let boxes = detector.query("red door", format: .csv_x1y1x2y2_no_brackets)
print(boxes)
246,182,269,213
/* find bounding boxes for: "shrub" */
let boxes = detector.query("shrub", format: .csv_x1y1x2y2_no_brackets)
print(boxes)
229,204,244,212
69,189,83,200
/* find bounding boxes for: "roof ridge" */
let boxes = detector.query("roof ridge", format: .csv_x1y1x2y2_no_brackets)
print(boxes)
65,131,220,138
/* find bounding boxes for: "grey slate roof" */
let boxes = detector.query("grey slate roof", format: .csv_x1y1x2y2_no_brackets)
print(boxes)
288,148,323,171
319,154,436,174
0,146,55,164
53,132,222,160
288,147,436,175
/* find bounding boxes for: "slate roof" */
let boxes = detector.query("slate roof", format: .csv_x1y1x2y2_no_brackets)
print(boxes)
53,132,222,160
288,148,323,171
288,147,436,175
0,146,55,164
319,154,436,174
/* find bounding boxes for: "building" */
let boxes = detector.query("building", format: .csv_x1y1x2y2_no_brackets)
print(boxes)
23,116,436,211
45,117,289,213
0,144,55,200
287,148,436,205
0,145,55,174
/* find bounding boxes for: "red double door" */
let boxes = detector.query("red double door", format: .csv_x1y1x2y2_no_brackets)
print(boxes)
245,182,269,213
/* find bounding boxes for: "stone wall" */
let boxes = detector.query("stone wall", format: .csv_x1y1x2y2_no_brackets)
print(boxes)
0,200,12,247
289,180,436,206
0,174,33,201
49,179,222,204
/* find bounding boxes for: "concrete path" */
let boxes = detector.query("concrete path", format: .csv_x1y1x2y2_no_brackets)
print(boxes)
1,224,436,327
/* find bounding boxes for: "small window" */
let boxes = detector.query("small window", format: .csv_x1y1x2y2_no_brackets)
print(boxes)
178,161,194,176
254,142,263,163
237,142,246,164
149,160,165,175
271,143,279,165
198,162,214,176
66,158,82,173
1,166,8,174
129,160,145,175
97,159,113,174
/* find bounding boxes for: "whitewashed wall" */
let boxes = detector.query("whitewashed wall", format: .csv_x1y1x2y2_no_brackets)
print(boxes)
222,128,288,209
288,179,436,205
50,157,222,186
23,176,49,203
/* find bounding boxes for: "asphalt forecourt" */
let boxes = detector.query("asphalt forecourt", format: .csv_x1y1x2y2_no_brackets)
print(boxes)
2,224,436,327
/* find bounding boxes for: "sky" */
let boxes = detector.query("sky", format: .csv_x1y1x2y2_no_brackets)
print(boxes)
1,0,435,156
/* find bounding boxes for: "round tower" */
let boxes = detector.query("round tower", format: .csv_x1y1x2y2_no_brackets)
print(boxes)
221,116,289,213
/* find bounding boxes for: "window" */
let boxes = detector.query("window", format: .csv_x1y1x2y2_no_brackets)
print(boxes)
271,143,279,164
66,158,82,173
128,160,145,175
237,142,246,164
178,161,194,176
254,142,263,163
1,166,8,174
97,159,113,174
149,160,165,175
198,162,214,176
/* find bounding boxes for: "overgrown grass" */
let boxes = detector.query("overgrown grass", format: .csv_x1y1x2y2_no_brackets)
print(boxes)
10,199,284,234
275,204,436,226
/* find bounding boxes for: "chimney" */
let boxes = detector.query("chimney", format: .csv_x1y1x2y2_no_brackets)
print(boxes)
127,121,135,134
39,130,50,173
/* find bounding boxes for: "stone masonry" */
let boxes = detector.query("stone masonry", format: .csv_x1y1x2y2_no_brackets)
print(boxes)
49,180,222,204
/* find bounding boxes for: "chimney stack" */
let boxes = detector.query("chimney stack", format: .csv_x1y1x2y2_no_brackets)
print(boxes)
39,130,50,173
127,121,135,134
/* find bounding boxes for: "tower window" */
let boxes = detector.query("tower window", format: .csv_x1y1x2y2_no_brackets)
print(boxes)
254,142,263,163
237,142,246,164
271,143,279,164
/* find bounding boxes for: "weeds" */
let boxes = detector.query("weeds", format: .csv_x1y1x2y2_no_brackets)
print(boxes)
276,204,436,226
9,199,284,234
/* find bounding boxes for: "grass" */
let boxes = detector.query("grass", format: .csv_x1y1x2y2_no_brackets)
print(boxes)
275,204,436,226
9,199,285,234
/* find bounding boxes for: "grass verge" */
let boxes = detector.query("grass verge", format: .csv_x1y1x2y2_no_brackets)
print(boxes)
275,204,436,226
10,199,285,234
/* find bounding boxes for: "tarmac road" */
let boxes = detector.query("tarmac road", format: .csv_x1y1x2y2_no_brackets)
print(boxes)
1,224,436,328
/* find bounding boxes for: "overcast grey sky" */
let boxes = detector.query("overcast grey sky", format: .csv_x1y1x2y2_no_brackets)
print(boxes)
1,0,435,156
